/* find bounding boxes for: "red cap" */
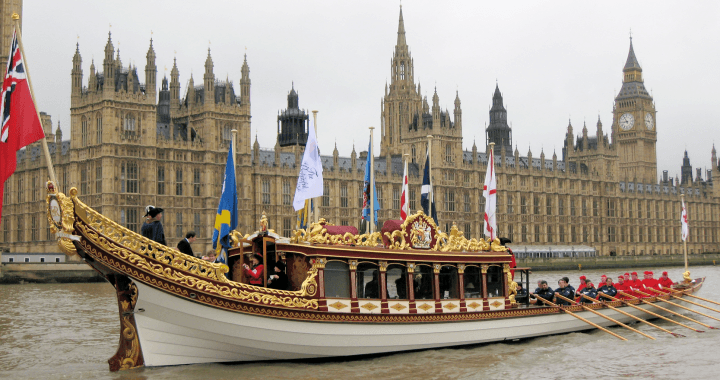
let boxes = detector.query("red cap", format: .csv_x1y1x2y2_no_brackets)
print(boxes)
601,275,607,279
662,271,668,276
624,272,630,276
618,275,624,279
648,271,654,275
580,276,586,280
631,272,638,276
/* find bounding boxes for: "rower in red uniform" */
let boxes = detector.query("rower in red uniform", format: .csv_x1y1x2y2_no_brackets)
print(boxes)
642,271,661,291
615,275,628,293
623,272,630,283
623,272,642,298
658,271,674,291
576,276,587,296
598,274,607,288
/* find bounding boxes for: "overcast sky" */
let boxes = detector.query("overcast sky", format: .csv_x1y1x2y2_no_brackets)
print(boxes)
21,0,720,180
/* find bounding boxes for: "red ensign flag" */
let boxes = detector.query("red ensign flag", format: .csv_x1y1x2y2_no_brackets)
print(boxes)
0,29,45,221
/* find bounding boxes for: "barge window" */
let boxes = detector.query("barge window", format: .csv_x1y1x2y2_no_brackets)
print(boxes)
439,265,458,299
356,263,380,299
324,261,350,298
487,266,504,297
386,264,408,299
414,265,434,300
464,266,483,298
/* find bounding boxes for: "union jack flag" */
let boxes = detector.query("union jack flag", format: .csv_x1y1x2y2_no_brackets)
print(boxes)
0,28,45,222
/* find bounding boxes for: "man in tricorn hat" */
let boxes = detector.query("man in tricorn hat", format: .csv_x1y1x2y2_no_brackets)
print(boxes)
141,205,166,245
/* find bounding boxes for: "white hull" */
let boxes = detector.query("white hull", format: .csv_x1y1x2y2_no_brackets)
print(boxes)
134,283,691,367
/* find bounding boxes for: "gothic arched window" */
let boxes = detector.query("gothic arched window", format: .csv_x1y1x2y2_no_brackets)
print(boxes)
96,113,103,144
411,145,416,164
400,62,405,80
445,143,452,163
123,113,136,132
81,116,88,147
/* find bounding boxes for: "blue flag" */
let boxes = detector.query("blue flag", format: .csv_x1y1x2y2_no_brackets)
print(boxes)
421,150,437,224
212,140,238,253
362,140,380,222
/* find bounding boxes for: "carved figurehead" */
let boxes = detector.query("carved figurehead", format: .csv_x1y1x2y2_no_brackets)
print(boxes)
260,211,268,232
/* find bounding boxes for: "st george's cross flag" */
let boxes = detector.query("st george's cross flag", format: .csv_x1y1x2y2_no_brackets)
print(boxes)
483,148,497,241
0,29,45,222
400,158,409,221
681,197,689,241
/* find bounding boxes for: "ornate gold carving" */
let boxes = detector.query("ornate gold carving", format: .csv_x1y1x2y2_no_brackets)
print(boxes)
407,262,415,273
490,300,503,308
313,258,327,269
379,261,388,272
683,271,692,283
360,303,379,311
444,302,458,310
502,263,510,273
46,183,80,257
108,276,144,372
458,264,466,274
349,260,358,270
481,264,489,274
328,301,348,310
290,211,509,254
433,263,441,274
260,211,268,231
390,303,407,311
467,301,482,309
417,303,433,311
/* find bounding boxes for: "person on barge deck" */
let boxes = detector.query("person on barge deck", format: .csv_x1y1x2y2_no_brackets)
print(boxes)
531,280,554,306
578,279,598,303
243,253,265,286
555,277,575,306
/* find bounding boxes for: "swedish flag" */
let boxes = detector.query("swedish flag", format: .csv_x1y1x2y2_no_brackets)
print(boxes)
212,141,238,254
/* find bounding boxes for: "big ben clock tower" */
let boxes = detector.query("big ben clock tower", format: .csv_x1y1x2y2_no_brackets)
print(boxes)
613,38,657,183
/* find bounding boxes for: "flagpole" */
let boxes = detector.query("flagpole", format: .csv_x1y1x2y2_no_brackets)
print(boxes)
681,193,688,272
312,110,318,223
403,153,409,217
12,13,57,185
427,135,433,222
369,126,375,234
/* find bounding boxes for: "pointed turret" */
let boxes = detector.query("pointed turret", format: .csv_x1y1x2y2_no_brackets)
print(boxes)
397,5,407,47
169,57,180,108
240,53,251,106
712,144,718,171
486,83,512,156
71,43,82,100
454,90,462,130
88,59,97,92
103,32,115,90
145,39,157,99
187,74,195,106
204,48,214,104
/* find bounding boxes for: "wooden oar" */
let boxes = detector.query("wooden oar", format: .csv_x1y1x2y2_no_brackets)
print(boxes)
684,293,720,307
530,294,627,341
597,293,684,337
636,289,720,323
619,291,717,330
556,294,656,340
605,292,702,333
647,288,720,314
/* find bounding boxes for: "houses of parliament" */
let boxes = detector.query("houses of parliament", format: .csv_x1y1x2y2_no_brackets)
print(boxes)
1,6,719,258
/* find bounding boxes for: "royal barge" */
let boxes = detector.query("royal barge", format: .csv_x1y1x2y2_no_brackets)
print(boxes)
46,183,708,371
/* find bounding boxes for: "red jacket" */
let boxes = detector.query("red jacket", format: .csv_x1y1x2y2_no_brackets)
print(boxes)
658,277,674,289
244,264,265,285
642,278,661,291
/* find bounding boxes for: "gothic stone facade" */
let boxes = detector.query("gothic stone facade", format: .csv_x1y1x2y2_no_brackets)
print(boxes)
1,8,719,257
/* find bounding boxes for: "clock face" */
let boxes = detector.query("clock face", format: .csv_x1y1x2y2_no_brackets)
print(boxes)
645,113,654,130
619,113,635,131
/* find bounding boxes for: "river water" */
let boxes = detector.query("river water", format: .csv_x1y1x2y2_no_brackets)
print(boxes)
2,266,720,380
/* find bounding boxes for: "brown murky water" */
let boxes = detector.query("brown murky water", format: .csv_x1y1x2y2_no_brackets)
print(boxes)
2,266,720,380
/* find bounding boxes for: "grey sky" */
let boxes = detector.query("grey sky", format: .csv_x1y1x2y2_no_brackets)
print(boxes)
21,0,720,180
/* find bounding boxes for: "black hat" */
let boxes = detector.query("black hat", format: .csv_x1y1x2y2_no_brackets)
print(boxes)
144,205,164,218
499,237,512,246
275,261,286,272
252,253,263,263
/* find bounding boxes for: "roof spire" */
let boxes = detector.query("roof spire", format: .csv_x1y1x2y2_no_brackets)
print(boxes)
624,34,642,72
397,5,406,47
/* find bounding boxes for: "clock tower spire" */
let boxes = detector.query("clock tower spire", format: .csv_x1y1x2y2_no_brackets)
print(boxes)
613,37,657,183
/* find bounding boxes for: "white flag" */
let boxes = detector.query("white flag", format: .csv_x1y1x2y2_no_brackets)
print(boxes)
681,197,689,241
292,121,323,211
483,149,497,241
400,159,409,221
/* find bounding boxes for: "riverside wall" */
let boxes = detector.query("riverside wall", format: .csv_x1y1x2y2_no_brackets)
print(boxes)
518,253,720,271
0,262,105,284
